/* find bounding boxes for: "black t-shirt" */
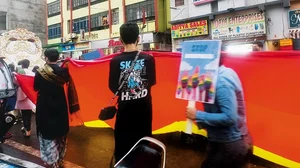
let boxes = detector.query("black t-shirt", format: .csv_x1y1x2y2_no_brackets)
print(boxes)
109,51,156,131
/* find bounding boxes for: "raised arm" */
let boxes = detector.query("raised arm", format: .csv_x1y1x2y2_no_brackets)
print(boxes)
195,85,238,127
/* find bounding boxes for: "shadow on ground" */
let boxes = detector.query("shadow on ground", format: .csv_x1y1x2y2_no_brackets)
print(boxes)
1,117,286,168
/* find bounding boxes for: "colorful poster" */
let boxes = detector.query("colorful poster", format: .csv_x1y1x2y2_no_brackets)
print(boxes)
211,10,266,40
171,20,208,39
176,40,221,104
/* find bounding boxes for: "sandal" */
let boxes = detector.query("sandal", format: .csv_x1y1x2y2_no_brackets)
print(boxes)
21,127,31,137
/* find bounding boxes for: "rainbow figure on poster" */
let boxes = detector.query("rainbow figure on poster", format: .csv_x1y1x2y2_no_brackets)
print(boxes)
198,74,205,101
208,84,215,102
204,72,213,102
180,71,189,99
192,66,200,100
176,82,182,95
187,77,193,99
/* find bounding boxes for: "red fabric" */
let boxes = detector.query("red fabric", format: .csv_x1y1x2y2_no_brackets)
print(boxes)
15,51,300,163
14,74,83,126
280,46,293,50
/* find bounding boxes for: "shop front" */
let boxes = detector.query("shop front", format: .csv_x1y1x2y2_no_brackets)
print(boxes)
42,43,63,53
91,38,122,56
211,9,267,52
171,20,209,52
91,32,171,55
288,9,300,50
61,41,92,59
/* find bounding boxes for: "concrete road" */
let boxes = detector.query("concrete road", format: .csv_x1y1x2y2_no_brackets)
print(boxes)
0,115,285,168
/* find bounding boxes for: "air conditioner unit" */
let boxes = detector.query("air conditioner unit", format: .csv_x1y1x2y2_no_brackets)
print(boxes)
282,0,290,8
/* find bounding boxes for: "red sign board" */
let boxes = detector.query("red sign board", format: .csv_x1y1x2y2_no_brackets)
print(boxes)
108,39,122,47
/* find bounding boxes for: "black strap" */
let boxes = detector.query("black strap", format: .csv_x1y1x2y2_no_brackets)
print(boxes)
107,51,141,106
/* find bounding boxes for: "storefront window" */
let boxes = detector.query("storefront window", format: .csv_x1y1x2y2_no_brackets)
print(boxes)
67,0,108,10
48,23,61,39
225,44,253,53
175,0,184,7
91,11,109,31
67,17,89,34
112,8,119,25
126,0,155,22
48,0,60,17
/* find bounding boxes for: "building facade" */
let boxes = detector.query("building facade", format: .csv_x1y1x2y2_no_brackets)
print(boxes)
170,0,296,51
0,0,47,44
46,0,172,57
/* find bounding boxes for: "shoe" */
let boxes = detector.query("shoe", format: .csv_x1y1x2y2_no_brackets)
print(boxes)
21,127,30,137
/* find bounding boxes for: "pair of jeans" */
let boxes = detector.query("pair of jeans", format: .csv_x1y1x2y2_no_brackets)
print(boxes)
21,110,32,131
201,134,253,168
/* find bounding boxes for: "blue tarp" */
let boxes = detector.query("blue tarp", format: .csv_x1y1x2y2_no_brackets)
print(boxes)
82,49,103,60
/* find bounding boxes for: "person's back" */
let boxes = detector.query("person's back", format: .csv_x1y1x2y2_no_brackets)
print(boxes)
203,65,248,142
34,49,69,167
109,23,156,163
34,64,69,139
15,59,35,137
34,51,69,139
186,64,252,168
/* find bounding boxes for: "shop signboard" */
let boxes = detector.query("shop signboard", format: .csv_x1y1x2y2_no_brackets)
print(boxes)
108,39,122,47
211,10,266,40
171,20,208,39
288,9,300,29
280,39,293,47
193,0,215,6
75,42,91,50
61,43,75,51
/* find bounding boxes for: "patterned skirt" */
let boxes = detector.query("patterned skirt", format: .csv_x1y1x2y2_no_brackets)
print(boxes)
38,135,67,168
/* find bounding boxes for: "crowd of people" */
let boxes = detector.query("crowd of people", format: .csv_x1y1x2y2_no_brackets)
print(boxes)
1,22,253,168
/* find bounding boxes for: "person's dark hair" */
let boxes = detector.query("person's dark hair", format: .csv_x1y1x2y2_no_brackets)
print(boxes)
21,59,30,69
32,66,39,73
253,42,263,48
44,49,59,62
257,43,263,48
120,23,139,45
8,64,15,72
17,60,22,65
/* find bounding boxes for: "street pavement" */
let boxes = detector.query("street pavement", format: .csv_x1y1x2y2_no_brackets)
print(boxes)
0,115,285,168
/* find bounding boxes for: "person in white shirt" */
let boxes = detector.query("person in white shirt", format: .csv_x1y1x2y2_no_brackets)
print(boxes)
15,59,35,137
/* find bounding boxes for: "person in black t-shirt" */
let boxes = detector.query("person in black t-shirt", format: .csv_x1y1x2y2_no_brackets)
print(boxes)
109,23,156,163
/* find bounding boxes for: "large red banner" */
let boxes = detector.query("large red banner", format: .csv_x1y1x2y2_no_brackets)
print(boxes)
15,51,300,167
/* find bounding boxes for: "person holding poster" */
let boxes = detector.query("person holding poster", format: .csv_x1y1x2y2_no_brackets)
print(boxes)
108,23,156,164
186,57,253,168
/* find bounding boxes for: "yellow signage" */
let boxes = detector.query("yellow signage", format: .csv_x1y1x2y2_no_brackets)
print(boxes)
171,20,208,39
280,39,293,46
